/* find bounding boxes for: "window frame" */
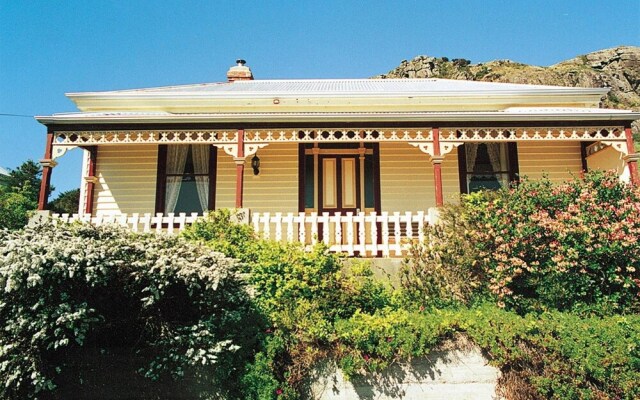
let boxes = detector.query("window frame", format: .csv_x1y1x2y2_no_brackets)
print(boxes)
155,144,217,214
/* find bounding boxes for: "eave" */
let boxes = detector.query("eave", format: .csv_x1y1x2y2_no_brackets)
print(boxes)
36,109,640,126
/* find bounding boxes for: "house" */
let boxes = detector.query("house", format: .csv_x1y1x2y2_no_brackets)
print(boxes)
35,60,640,256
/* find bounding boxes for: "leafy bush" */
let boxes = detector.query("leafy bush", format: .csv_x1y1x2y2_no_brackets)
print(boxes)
49,189,80,215
404,171,640,314
0,186,36,230
467,171,640,313
333,304,640,399
182,208,258,263
461,304,640,400
401,201,486,307
0,222,262,399
182,213,394,398
182,205,640,399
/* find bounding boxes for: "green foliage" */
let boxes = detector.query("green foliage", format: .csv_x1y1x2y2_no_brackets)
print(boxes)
460,304,640,400
334,308,455,377
182,214,395,398
0,222,261,399
465,171,640,314
3,160,44,203
181,208,259,263
0,185,36,230
401,202,486,307
49,189,80,215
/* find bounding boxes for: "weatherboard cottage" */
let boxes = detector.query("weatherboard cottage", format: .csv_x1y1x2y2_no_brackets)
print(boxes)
35,60,640,256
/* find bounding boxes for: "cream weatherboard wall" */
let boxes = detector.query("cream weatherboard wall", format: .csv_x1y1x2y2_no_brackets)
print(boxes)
517,141,583,182
92,144,158,216
216,143,299,214
586,146,630,181
379,142,435,212
441,149,460,203
88,140,586,216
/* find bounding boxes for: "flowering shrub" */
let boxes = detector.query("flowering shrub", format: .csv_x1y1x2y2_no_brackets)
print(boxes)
466,171,640,313
0,222,260,399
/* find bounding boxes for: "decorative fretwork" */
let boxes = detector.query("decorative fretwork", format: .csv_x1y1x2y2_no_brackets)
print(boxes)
440,127,625,142
54,130,238,145
51,145,77,160
244,129,433,142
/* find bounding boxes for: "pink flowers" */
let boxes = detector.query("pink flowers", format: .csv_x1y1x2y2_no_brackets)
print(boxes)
466,171,640,311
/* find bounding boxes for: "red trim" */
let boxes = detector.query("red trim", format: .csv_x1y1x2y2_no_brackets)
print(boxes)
235,129,245,208
84,146,98,214
37,129,54,210
433,164,443,206
625,126,639,186
432,127,444,207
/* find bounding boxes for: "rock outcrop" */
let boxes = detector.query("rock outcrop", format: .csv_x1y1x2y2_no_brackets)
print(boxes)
375,46,640,140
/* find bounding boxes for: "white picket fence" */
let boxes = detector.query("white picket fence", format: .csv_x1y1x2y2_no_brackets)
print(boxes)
251,210,439,257
49,212,201,235
49,209,439,257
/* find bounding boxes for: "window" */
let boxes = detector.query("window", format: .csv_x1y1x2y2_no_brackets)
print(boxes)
458,143,519,193
156,145,217,214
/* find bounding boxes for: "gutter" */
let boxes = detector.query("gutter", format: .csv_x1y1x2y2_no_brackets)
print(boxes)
35,110,640,125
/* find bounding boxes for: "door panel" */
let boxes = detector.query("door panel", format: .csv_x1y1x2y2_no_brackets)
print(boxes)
322,158,337,208
341,158,357,209
319,155,360,213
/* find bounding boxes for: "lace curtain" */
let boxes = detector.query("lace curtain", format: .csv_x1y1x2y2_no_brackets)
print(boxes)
191,145,210,212
466,143,503,173
486,143,503,173
465,143,479,172
165,145,189,213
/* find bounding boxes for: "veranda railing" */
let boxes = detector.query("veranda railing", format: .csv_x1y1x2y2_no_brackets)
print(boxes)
49,209,439,257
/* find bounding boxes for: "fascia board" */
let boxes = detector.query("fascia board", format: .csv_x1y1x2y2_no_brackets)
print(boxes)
67,94,606,113
35,110,640,125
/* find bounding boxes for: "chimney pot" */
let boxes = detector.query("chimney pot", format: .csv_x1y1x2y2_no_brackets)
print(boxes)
227,59,253,82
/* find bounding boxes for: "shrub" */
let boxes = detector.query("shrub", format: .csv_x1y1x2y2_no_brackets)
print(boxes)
401,201,487,307
0,222,262,399
0,186,36,230
466,171,640,313
461,304,640,400
181,208,258,263
49,189,81,215
182,213,394,398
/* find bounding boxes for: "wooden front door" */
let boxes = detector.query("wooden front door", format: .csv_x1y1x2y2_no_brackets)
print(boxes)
318,155,361,214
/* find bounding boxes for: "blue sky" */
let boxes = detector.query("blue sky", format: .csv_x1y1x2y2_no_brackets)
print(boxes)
1,0,638,194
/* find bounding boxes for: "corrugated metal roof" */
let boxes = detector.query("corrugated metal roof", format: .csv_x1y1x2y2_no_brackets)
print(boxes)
91,78,607,95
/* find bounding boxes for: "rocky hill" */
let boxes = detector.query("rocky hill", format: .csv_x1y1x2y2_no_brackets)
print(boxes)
375,46,640,143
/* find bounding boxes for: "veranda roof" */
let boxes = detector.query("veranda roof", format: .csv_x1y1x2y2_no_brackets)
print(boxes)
37,107,640,124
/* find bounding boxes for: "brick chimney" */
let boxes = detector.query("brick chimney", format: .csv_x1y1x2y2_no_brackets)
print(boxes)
227,59,253,82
